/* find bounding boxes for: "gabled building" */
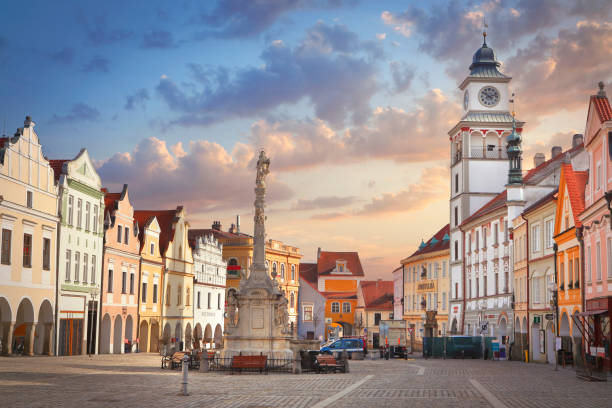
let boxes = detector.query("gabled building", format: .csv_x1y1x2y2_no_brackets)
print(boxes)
52,149,105,356
99,185,140,354
392,266,403,321
136,207,194,352
0,116,59,356
401,225,450,341
297,263,326,341
133,212,164,353
356,280,394,349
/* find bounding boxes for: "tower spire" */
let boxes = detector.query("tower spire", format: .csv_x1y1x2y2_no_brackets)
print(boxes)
482,16,488,45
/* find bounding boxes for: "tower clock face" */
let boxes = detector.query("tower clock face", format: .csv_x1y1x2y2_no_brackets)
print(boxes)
479,86,500,107
463,90,469,110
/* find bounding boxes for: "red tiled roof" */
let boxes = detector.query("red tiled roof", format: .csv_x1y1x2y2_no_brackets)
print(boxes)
406,224,450,259
132,212,157,251
317,251,364,276
359,280,394,310
561,163,588,227
188,228,251,248
321,291,358,300
0,137,8,149
523,142,584,184
48,159,68,182
461,191,508,227
103,191,122,214
592,95,612,123
133,209,180,255
299,263,318,286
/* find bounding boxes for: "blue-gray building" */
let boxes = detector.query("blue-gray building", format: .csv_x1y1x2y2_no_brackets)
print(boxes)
297,263,326,341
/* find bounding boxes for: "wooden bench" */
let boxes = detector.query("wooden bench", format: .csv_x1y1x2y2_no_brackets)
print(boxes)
315,354,346,373
231,355,268,374
161,351,187,370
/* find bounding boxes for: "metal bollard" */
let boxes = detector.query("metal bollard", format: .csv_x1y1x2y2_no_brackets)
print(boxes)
181,354,189,396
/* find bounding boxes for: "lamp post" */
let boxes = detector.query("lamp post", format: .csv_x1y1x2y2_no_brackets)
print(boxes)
548,281,558,371
88,287,100,357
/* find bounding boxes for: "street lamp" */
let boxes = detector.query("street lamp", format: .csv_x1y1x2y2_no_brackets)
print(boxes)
548,281,558,371
89,287,100,356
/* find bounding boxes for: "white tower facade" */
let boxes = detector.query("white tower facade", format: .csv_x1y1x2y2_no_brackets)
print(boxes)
448,35,524,333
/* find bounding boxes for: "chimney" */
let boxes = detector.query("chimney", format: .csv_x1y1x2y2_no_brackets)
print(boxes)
236,214,240,234
533,153,545,167
229,223,235,234
317,247,321,259
551,146,562,158
572,134,584,147
212,221,221,231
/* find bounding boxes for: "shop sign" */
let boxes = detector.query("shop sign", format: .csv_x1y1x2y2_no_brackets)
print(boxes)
533,315,541,324
416,280,437,293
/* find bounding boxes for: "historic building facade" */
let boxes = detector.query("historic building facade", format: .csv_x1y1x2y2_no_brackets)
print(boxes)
190,232,226,349
392,266,403,322
133,213,164,353
355,280,394,349
52,149,104,356
100,185,140,354
512,209,529,360
297,263,326,341
579,83,612,372
0,117,58,356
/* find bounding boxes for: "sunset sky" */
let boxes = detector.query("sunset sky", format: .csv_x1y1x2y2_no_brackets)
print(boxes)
1,0,611,278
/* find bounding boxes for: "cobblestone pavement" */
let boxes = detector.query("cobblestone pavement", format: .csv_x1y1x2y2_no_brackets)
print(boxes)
1,353,611,408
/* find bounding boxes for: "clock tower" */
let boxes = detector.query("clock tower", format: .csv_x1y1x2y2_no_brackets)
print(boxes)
447,33,524,334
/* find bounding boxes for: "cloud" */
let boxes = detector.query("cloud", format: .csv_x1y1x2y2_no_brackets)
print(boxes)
310,212,348,221
251,88,461,171
81,56,109,73
291,196,357,210
124,88,150,110
86,17,134,46
376,33,386,40
141,29,176,48
389,61,415,93
523,131,576,165
48,47,75,64
156,22,380,128
50,103,100,123
97,137,293,211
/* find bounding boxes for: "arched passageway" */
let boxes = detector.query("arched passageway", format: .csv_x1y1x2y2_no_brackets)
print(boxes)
100,314,111,354
113,315,123,354
139,320,149,353
214,324,223,348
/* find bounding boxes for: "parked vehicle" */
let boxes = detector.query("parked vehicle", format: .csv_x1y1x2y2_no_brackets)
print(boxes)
320,337,366,358
379,320,409,359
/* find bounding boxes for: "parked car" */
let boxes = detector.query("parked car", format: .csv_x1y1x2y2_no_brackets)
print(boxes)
320,338,366,358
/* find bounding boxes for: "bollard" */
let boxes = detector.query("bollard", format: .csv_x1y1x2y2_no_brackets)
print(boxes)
181,354,189,396
293,352,302,374
199,353,209,372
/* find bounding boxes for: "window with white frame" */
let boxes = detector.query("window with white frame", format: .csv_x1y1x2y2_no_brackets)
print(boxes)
331,302,340,313
342,302,351,313
545,219,554,249
74,251,80,282
597,163,602,190
83,254,88,283
483,227,487,248
93,205,98,233
531,224,541,252
67,195,74,226
280,263,285,280
85,202,91,231
494,224,499,245
26,190,33,208
291,264,296,281
303,304,313,321
77,199,82,228
587,247,592,282
65,249,71,281
91,255,96,283
596,242,602,281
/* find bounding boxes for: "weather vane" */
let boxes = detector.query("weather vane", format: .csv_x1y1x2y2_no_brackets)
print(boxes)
509,91,517,117
482,16,488,43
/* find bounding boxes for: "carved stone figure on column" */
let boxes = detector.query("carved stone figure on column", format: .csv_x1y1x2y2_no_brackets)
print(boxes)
227,293,239,329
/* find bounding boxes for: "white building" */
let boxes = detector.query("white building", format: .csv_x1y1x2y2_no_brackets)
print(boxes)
392,266,403,320
51,149,104,355
191,232,226,349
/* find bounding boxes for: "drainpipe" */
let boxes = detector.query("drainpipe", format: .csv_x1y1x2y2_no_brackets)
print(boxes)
521,213,530,361
576,226,585,312
136,254,142,353
54,189,62,356
460,230,466,334
553,243,559,336
98,228,106,354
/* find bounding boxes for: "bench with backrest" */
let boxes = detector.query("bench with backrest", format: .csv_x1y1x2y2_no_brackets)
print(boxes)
169,352,188,369
315,354,346,373
231,355,268,374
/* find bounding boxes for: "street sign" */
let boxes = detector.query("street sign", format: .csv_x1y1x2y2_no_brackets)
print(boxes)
480,322,489,334
545,313,554,321
534,315,541,324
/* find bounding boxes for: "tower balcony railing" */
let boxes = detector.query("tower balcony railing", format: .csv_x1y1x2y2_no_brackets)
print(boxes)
469,145,508,159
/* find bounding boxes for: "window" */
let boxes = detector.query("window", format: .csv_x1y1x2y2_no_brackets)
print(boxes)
85,202,91,231
568,259,574,288
469,279,472,298
83,254,88,283
455,282,458,299
291,265,296,281
130,272,135,294
197,292,201,308
454,206,458,227
483,227,487,248
433,263,438,278
142,283,147,303
428,294,431,309
124,227,129,245
26,191,33,208
218,293,221,309
533,278,541,303
22,233,32,268
186,287,190,306
504,221,508,242
442,261,446,277
91,255,96,283
574,257,580,287
331,302,340,313
531,225,541,252
77,199,82,228
93,205,98,233
442,292,446,310
483,274,487,295
455,173,459,193
342,302,350,313
121,271,127,293
545,219,554,249
374,313,381,326
153,284,158,303
597,163,602,190
42,238,50,270
65,250,72,281
177,286,182,305
207,292,211,309
150,243,155,255
117,225,122,243
290,292,295,308
476,231,480,250
587,247,592,282
504,270,509,293
272,262,277,277
303,305,313,321
166,285,170,305
67,195,74,226
280,263,285,280
559,262,565,288
495,272,499,294
74,252,80,281
596,242,602,281
434,293,438,310
454,241,458,260
0,229,11,265
108,269,113,292
476,277,479,297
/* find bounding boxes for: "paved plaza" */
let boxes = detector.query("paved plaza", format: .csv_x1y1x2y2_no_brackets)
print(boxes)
1,353,611,407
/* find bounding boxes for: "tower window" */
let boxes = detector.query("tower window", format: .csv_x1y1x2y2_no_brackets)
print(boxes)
455,174,459,193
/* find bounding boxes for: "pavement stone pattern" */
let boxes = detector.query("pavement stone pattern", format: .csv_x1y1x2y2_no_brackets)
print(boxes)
1,353,612,407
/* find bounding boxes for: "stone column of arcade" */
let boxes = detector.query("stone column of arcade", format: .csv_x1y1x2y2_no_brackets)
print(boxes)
44,323,54,355
25,322,37,356
3,322,15,354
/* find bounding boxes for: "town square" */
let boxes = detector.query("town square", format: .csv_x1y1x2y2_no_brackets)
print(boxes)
1,0,612,406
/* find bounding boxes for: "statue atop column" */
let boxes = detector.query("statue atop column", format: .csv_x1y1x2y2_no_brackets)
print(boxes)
250,150,271,281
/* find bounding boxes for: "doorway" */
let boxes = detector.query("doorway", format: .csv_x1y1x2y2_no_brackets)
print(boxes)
59,319,83,356
373,332,380,349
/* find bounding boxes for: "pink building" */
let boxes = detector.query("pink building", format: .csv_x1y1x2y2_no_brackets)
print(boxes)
99,185,141,354
579,82,612,373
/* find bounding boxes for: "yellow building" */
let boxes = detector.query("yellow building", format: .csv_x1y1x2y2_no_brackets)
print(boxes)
0,117,59,356
401,225,450,345
189,220,301,324
134,213,164,353
512,212,529,360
